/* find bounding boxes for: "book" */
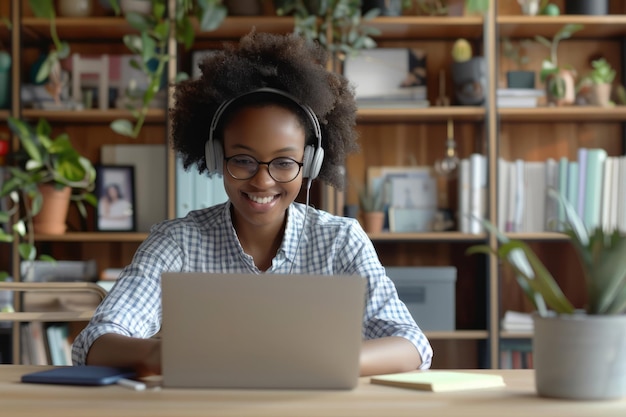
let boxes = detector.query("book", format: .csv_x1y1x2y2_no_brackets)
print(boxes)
370,371,505,392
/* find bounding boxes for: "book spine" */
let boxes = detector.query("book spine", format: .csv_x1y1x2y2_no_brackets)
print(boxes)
583,148,607,231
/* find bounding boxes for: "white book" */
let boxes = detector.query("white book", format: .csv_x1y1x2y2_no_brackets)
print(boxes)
609,156,620,233
523,162,545,233
617,156,626,233
514,159,525,233
458,158,470,233
469,154,487,234
506,160,517,232
497,158,510,232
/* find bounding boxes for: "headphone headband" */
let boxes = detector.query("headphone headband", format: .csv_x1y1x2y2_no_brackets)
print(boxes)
209,87,322,151
206,87,324,182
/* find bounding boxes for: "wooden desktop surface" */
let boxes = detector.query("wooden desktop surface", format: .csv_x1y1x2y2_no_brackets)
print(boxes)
2,366,625,416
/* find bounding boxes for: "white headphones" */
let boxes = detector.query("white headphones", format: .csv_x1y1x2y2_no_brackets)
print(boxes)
205,88,324,182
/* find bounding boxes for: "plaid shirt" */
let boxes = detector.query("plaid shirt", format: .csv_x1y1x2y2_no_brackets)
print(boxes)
72,202,433,368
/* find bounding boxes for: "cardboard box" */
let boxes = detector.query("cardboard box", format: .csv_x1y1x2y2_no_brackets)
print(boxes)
386,266,456,331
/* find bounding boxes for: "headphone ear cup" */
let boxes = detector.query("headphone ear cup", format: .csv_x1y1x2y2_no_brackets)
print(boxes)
302,145,314,178
309,147,324,180
205,140,223,175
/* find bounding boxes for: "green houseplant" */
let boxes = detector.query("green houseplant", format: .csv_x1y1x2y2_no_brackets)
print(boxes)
583,57,616,107
276,0,380,65
0,117,97,280
358,184,385,233
535,23,583,105
501,37,535,89
108,0,228,138
468,189,626,400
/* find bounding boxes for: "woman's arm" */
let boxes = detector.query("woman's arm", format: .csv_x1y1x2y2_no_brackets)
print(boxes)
359,336,422,376
86,333,161,376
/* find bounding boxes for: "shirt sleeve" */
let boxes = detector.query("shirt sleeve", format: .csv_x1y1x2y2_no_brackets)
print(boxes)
339,221,434,369
71,229,184,365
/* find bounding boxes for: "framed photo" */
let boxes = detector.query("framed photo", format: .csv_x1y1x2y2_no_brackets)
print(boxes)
95,165,136,232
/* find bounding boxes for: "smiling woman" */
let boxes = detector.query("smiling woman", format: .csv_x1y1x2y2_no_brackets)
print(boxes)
72,31,433,379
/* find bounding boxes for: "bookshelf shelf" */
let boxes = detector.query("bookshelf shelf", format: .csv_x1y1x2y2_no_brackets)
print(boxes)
503,232,570,241
500,332,533,339
426,330,489,340
358,107,485,123
499,107,626,122
22,109,166,123
189,16,485,41
34,232,149,243
368,232,487,242
22,17,133,42
498,15,626,38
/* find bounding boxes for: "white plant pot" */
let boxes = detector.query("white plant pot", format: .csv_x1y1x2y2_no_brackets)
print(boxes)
533,313,626,400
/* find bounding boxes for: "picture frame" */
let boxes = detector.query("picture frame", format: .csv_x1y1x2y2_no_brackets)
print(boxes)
95,165,136,232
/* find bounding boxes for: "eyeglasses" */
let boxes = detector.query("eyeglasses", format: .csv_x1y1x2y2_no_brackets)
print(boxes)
224,154,304,183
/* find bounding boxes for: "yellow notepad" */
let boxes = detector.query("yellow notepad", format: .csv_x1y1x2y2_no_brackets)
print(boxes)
370,371,506,392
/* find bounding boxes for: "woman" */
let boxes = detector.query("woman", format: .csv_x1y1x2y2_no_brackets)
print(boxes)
72,31,433,376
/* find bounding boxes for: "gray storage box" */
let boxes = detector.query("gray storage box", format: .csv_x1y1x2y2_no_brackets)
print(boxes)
386,266,456,331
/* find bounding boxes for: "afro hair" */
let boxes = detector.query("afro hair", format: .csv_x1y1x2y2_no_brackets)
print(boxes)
169,30,360,189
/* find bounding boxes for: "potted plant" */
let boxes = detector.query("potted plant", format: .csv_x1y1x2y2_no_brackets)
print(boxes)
358,184,385,233
276,0,380,68
104,0,228,138
0,117,97,280
584,57,616,106
501,37,535,89
404,0,489,16
467,189,626,400
535,23,584,106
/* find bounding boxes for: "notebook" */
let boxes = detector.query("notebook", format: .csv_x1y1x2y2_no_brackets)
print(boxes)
160,272,366,390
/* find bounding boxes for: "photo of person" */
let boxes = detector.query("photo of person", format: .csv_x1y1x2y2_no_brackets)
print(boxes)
95,166,135,231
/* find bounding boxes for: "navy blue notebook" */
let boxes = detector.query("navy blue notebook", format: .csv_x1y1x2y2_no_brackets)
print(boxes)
21,366,136,386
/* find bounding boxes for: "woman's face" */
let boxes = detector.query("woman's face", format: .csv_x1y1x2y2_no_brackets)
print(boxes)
222,105,305,233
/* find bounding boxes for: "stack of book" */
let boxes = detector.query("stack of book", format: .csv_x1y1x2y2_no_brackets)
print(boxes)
496,88,544,108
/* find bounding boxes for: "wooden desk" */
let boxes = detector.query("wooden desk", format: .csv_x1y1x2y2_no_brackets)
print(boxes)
2,366,625,417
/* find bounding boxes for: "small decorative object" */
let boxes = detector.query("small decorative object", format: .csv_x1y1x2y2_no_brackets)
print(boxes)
434,119,459,176
501,37,535,89
535,23,584,106
57,0,94,17
71,53,110,110
358,184,385,234
517,0,540,15
565,0,608,15
584,57,616,106
450,38,486,105
468,189,626,400
95,165,136,232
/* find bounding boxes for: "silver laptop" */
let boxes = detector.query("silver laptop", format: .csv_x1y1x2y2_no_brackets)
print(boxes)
160,272,366,390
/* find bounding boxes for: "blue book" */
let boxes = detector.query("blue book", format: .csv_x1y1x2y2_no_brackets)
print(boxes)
583,148,607,231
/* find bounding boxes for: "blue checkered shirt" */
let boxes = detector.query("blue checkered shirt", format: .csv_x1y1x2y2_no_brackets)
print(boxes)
72,202,433,368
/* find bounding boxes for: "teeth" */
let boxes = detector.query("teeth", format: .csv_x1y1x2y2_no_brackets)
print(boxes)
248,194,275,204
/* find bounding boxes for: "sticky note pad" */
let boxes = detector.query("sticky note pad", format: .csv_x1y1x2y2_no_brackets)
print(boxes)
370,371,506,392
